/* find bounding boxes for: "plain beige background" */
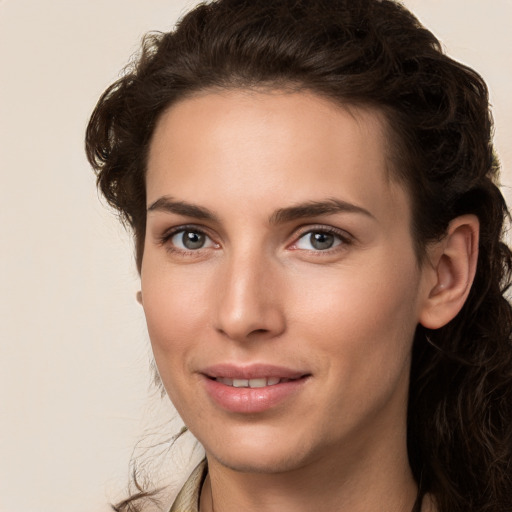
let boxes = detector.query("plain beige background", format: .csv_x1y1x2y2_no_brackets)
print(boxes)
1,1,511,511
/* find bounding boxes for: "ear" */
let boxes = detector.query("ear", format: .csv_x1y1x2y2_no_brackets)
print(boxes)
136,290,143,305
419,215,479,329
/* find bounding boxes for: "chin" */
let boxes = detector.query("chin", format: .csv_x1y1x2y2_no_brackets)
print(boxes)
207,448,310,474
198,424,320,475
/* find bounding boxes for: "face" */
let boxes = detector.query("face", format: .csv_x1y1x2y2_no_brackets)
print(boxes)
141,90,432,475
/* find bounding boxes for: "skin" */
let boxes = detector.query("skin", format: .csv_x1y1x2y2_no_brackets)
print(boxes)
140,90,477,512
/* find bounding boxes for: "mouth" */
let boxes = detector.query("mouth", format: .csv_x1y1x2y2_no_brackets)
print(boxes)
211,376,302,388
202,363,309,386
201,365,311,413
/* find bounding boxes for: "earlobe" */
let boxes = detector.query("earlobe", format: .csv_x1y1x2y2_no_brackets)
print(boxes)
419,215,479,330
136,290,143,305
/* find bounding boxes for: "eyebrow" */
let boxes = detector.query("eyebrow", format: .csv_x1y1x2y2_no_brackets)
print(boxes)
147,196,218,221
269,198,375,224
147,196,374,223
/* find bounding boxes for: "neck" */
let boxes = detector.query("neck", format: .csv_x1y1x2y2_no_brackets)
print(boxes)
200,431,419,512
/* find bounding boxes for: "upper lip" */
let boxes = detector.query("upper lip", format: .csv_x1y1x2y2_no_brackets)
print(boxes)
201,363,309,380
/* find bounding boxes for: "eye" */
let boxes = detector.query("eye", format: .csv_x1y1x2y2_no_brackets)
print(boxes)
167,228,217,251
294,230,346,251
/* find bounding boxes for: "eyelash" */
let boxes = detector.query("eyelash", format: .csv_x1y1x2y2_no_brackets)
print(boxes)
158,224,353,255
290,225,353,253
158,225,218,255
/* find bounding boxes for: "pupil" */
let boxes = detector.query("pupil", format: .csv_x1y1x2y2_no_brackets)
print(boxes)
311,232,334,250
183,231,205,249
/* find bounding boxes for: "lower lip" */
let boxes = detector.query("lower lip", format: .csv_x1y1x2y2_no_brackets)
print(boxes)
203,377,309,414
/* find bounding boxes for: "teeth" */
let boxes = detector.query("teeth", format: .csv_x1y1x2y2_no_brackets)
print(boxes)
215,377,286,388
248,378,267,388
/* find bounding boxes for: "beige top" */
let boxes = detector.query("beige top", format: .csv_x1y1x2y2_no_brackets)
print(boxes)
170,460,208,512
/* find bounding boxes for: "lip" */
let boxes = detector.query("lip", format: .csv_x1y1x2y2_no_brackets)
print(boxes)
201,364,310,414
202,363,307,380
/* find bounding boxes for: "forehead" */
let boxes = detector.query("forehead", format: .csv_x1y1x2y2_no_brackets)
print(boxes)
146,90,410,225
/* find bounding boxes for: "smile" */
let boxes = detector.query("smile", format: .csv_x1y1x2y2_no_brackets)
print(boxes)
203,367,310,413
214,377,295,388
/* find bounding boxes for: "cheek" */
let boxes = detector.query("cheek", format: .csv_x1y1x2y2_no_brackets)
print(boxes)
141,266,210,376
141,284,208,418
289,264,420,438
290,255,421,377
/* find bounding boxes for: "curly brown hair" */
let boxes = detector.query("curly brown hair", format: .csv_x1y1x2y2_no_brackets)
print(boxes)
86,0,512,510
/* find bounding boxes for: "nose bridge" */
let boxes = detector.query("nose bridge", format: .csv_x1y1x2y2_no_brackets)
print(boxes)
214,245,285,341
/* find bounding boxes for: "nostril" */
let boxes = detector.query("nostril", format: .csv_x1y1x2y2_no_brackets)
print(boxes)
245,328,273,339
251,329,269,335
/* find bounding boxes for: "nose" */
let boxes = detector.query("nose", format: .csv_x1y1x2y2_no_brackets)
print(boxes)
213,251,286,343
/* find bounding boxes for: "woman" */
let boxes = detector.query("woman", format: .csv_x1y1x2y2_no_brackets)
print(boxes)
86,0,512,511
